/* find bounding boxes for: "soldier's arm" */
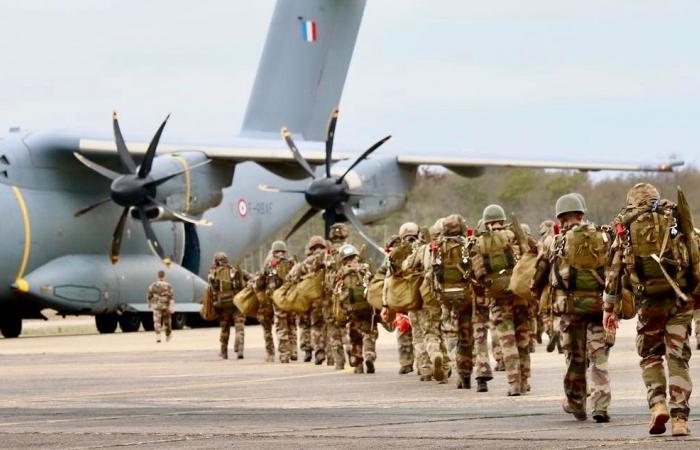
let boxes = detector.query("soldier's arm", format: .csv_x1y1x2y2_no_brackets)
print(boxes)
603,243,624,313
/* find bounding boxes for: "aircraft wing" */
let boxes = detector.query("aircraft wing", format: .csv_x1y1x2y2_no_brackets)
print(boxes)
396,154,682,173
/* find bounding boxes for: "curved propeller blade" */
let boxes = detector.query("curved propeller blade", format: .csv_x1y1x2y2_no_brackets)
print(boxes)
137,207,171,266
339,202,383,253
147,159,212,187
337,135,391,184
74,197,112,217
258,184,306,194
285,208,320,241
112,111,137,174
325,108,339,178
347,191,405,198
138,114,170,178
110,207,130,264
146,196,212,226
281,127,316,179
323,208,340,240
73,152,121,180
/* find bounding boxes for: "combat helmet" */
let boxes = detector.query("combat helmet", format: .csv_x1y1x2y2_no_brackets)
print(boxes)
521,223,532,236
428,218,444,241
626,182,660,207
570,192,588,213
213,252,229,265
271,240,287,253
442,214,466,236
539,220,554,237
555,193,585,218
482,204,506,224
307,235,327,250
329,223,349,241
399,222,420,240
339,244,359,261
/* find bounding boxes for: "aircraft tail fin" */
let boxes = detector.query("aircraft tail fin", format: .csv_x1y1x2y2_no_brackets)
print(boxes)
240,0,366,142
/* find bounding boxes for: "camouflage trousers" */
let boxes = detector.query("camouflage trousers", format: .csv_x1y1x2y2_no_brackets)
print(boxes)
451,304,474,378
491,319,503,364
275,309,298,362
414,306,450,377
636,296,693,419
559,313,611,413
257,301,275,357
473,304,493,380
348,316,378,364
694,308,700,345
441,305,458,366
297,310,312,353
324,299,346,367
529,302,540,347
218,307,245,357
308,299,326,354
408,310,429,374
152,308,172,339
490,297,531,386
397,327,414,369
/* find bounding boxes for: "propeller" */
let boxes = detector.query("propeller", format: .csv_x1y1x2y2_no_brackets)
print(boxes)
74,111,211,265
258,108,392,253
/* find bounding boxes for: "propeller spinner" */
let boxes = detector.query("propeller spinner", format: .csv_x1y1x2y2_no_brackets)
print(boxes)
73,112,211,265
258,108,391,253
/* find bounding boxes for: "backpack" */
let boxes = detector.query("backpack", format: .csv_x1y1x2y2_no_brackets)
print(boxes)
333,268,371,324
474,229,516,298
388,242,415,277
435,236,469,286
620,206,690,298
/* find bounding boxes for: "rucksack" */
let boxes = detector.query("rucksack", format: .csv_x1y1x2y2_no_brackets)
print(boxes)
388,242,415,277
619,205,690,297
474,229,516,298
553,224,609,293
435,236,469,286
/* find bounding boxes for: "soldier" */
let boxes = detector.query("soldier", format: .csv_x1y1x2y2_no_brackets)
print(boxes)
521,223,541,352
325,223,353,369
394,312,415,374
208,252,249,360
603,183,695,436
146,270,175,343
432,214,478,390
538,220,563,354
333,244,376,374
254,241,290,362
470,220,496,389
532,194,612,423
287,236,327,364
472,204,530,396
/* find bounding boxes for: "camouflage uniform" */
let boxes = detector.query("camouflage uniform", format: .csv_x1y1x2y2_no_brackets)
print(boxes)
472,290,494,380
394,313,415,372
472,215,529,396
208,255,249,359
288,249,327,364
147,276,174,342
441,305,458,366
258,253,295,363
604,183,695,435
532,214,612,421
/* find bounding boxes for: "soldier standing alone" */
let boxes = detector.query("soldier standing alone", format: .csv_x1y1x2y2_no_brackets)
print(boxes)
147,270,175,343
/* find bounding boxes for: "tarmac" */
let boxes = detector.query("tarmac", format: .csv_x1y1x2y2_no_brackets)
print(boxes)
1,317,699,449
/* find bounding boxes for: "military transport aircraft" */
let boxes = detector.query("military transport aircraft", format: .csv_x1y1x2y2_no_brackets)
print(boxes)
0,0,680,338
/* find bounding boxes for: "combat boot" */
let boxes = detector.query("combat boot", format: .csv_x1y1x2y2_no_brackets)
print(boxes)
562,399,587,421
398,365,413,375
547,332,560,353
520,380,531,393
592,411,610,423
354,359,364,374
314,350,326,365
304,350,312,362
671,417,690,436
290,353,298,361
237,353,244,360
220,344,228,359
495,360,505,371
280,355,290,364
456,374,471,389
420,374,432,382
476,377,488,393
365,359,375,374
508,383,521,397
648,402,670,435
432,355,446,384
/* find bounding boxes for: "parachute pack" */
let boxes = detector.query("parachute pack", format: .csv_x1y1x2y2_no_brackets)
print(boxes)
384,242,423,311
473,229,516,299
273,270,324,314
233,285,259,318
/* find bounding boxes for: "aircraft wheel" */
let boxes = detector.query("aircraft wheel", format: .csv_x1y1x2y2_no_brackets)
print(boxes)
118,312,141,332
95,314,118,334
140,313,154,331
171,312,187,330
0,311,22,338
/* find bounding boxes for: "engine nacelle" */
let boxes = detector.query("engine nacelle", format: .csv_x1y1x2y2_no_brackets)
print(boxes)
147,151,234,218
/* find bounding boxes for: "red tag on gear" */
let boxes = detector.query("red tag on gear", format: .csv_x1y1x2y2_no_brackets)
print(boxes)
615,222,625,236
270,259,277,268
393,313,411,333
553,223,560,235
466,227,473,237
430,241,438,253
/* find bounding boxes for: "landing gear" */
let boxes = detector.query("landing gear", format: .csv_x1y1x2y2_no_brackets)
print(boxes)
171,312,187,330
0,311,22,338
95,313,118,334
140,313,154,331
118,312,141,332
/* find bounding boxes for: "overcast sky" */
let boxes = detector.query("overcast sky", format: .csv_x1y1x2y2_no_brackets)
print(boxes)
1,1,698,168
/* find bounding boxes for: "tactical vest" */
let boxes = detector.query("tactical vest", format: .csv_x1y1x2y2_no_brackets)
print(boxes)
552,224,608,293
621,206,689,297
435,236,469,286
212,265,242,305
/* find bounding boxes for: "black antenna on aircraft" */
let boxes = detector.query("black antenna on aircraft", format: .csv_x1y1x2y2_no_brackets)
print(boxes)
258,107,390,253
73,111,211,265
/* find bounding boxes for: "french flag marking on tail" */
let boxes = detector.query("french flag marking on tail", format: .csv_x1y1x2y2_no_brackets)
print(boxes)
300,18,317,42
